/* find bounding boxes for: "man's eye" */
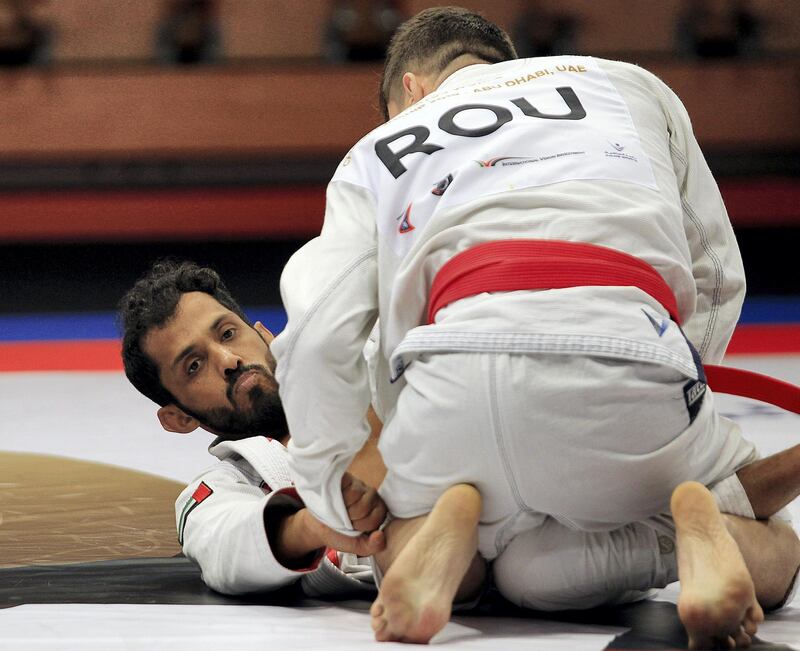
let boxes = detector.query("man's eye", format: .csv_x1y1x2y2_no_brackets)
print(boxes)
221,328,235,341
187,359,201,375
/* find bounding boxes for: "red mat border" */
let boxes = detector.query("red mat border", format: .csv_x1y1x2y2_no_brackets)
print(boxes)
0,340,123,371
726,324,800,355
0,324,797,372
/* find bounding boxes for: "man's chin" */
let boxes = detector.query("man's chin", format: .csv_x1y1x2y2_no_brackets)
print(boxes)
193,382,287,442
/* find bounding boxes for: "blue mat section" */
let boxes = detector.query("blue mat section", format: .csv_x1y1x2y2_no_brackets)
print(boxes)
0,307,288,342
0,297,798,342
739,296,800,324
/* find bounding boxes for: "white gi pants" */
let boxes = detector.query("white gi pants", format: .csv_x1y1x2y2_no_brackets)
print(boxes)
378,350,759,608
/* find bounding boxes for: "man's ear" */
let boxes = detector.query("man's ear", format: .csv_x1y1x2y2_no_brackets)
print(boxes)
401,72,427,106
254,321,274,344
157,404,199,434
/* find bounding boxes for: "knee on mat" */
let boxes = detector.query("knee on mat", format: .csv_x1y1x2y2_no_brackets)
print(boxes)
492,523,665,612
493,540,622,611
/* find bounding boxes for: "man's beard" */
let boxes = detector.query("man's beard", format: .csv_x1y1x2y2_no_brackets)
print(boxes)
179,363,289,440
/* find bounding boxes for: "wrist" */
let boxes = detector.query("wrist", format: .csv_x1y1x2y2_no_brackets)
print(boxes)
267,506,324,570
289,509,326,553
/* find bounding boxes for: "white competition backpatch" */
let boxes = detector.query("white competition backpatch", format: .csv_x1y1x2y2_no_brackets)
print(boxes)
336,56,658,257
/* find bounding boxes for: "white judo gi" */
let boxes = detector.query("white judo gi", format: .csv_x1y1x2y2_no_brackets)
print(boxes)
271,55,767,609
175,436,375,597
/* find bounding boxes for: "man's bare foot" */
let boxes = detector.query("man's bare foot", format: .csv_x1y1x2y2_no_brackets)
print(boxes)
370,484,483,643
672,481,764,648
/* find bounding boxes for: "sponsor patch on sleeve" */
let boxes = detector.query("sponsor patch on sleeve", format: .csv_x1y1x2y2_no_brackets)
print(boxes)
178,482,214,545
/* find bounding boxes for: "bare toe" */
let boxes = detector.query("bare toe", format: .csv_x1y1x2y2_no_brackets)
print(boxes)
732,626,752,648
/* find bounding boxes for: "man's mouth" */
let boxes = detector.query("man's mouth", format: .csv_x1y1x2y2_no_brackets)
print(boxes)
233,369,263,398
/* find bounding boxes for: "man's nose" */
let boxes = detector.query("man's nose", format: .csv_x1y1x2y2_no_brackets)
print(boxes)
213,345,242,376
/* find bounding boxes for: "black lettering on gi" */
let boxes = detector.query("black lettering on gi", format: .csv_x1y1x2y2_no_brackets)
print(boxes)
374,126,444,179
438,103,513,137
511,87,586,120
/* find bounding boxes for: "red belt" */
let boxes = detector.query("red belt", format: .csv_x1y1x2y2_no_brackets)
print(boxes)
427,240,800,414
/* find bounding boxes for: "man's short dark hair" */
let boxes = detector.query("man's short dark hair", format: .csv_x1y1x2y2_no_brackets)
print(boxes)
379,6,517,120
119,260,250,407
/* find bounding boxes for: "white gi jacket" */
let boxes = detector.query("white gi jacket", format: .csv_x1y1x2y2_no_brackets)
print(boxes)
175,436,375,596
271,55,745,535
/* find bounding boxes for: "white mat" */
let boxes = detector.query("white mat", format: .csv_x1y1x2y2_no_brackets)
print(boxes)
0,372,214,482
0,604,626,651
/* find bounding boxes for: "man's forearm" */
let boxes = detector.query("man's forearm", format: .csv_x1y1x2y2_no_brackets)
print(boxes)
265,506,324,569
737,444,800,519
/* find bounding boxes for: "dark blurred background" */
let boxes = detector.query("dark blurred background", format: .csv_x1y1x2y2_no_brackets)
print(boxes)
0,0,798,317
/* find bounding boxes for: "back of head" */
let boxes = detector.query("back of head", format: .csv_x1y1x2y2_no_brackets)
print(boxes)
118,260,248,407
379,6,517,120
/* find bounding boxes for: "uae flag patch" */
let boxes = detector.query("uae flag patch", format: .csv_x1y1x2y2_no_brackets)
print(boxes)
178,482,213,545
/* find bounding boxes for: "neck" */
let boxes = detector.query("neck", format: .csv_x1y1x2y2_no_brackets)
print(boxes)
431,54,489,90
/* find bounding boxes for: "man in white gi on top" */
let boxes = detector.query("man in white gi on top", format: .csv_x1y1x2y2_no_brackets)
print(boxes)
270,6,800,646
